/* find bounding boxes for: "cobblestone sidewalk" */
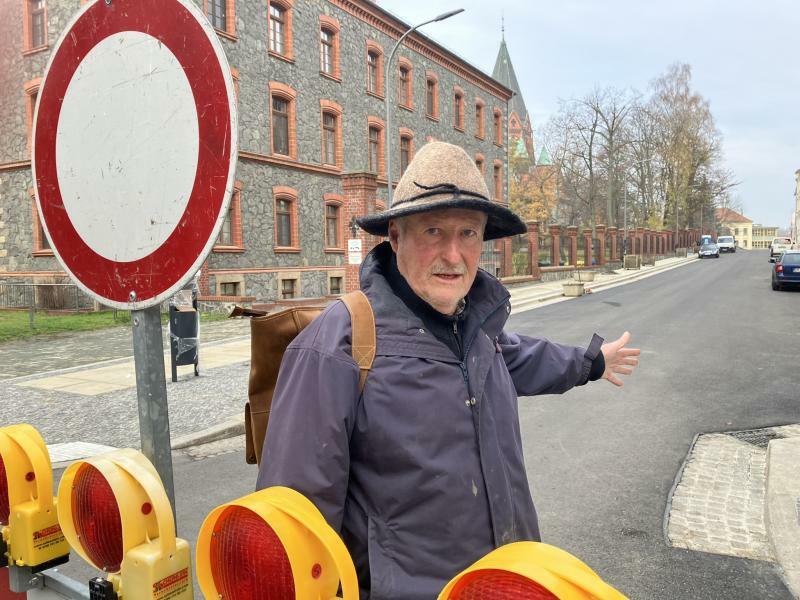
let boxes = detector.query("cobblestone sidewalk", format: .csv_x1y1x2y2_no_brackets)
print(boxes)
666,424,800,561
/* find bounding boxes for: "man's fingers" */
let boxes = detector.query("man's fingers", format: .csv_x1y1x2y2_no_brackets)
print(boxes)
606,373,624,387
622,357,639,366
620,347,641,356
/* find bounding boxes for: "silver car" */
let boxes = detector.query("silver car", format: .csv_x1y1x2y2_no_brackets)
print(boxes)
699,243,720,259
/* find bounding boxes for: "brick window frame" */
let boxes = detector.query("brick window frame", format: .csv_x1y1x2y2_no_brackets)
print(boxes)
399,128,415,176
328,270,345,296
273,186,300,252
22,0,48,54
268,0,294,61
30,188,52,256
493,107,503,146
474,98,485,139
397,57,413,111
425,71,439,121
269,82,297,159
24,77,41,157
323,193,345,252
367,115,385,178
319,99,343,169
475,153,485,179
216,274,245,297
365,40,384,98
231,67,240,104
214,181,244,252
203,0,237,40
453,86,465,131
493,160,503,201
319,14,341,81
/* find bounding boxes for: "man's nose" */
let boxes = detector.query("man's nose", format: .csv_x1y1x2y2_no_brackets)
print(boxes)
440,235,462,264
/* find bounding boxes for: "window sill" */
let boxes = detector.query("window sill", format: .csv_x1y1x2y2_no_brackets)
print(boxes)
399,104,414,113
324,248,345,254
475,134,485,141
320,71,342,83
274,246,301,253
272,151,297,161
366,90,385,101
213,245,245,253
32,250,54,257
269,50,295,64
454,126,465,133
493,142,504,148
214,28,238,42
22,45,49,57
321,162,342,172
425,114,439,122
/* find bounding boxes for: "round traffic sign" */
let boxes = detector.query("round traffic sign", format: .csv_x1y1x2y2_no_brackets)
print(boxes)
32,0,237,310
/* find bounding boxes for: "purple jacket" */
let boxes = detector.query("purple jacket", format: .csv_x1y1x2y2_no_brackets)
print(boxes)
257,243,603,599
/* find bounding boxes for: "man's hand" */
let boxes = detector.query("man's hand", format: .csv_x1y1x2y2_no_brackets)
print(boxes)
601,331,640,387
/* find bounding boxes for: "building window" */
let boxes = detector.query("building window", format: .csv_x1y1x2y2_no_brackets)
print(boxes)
320,29,334,74
453,90,464,130
207,0,226,31
218,204,233,245
493,163,503,200
215,183,243,250
28,0,46,48
475,156,484,177
425,73,439,119
220,281,240,296
281,278,297,299
325,204,340,248
272,96,289,155
329,276,343,296
369,126,380,174
400,135,411,175
398,65,411,108
475,100,485,139
366,41,384,97
276,198,293,247
322,112,337,165
31,190,51,254
24,79,41,157
269,2,292,57
493,108,503,145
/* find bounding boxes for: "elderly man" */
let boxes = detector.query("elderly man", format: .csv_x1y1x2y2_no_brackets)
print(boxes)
257,141,639,599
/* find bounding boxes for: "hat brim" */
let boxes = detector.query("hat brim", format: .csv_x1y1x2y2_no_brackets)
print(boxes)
356,196,527,241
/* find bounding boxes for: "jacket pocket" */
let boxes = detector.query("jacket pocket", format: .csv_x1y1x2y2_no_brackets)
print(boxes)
367,516,396,600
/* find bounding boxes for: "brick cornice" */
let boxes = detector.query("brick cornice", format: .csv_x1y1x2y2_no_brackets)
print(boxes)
327,0,512,101
240,151,341,176
0,160,31,172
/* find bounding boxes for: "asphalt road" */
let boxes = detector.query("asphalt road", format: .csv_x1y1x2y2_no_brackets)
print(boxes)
45,250,798,599
509,249,796,598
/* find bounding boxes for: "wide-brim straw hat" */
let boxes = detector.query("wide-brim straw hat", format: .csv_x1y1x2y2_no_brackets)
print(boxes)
357,141,527,241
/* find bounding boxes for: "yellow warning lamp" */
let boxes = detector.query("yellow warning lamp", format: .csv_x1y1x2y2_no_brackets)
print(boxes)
56,449,192,600
437,542,628,600
0,424,69,569
196,486,359,600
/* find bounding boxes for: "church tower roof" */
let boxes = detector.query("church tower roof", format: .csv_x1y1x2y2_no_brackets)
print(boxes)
492,38,530,130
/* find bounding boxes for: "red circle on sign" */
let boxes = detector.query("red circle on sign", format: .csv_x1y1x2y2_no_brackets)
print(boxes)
33,0,234,308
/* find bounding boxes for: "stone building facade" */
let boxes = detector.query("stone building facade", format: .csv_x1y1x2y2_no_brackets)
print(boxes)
0,0,511,303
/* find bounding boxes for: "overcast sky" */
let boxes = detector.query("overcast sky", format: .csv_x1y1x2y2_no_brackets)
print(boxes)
378,0,799,229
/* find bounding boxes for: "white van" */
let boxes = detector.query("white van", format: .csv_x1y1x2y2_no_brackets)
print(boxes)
717,235,736,253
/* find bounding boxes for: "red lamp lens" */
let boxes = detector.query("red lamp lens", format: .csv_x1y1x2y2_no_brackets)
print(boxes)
71,464,124,572
210,506,295,600
449,569,559,600
0,455,9,525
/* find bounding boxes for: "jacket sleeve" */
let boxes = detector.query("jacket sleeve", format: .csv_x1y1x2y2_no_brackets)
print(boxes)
255,333,360,533
499,331,604,396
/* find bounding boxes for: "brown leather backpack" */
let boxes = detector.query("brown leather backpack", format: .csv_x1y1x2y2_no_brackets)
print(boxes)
243,290,375,465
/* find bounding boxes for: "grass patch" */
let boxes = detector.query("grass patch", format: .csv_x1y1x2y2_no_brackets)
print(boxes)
0,309,227,344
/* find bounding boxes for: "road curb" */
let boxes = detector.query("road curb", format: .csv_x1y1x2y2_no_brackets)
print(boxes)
765,437,800,598
171,414,245,450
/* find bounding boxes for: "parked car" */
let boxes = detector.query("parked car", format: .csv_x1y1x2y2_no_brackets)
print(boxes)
772,250,800,290
769,237,794,262
699,243,720,259
717,235,736,253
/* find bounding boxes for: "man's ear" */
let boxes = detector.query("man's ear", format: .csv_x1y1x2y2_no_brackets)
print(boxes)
388,219,400,252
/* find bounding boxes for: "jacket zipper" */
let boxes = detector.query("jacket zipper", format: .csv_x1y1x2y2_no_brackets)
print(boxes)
459,295,509,409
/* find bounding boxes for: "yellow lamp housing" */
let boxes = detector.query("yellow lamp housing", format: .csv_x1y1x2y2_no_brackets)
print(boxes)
197,486,359,600
56,449,192,600
437,541,628,600
0,424,69,569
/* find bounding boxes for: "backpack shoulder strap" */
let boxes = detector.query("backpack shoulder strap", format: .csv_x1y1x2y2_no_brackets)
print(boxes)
340,290,376,394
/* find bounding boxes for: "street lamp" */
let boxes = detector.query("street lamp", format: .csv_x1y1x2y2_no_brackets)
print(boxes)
623,157,652,256
385,8,464,207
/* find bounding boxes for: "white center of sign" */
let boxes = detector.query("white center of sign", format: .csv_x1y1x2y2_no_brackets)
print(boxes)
56,31,200,263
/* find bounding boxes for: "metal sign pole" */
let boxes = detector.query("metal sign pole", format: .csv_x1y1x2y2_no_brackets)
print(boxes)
131,305,176,514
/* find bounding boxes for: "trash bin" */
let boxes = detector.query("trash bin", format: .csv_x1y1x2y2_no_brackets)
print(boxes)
169,279,199,382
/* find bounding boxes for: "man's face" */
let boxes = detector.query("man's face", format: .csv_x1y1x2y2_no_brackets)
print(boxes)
388,209,487,315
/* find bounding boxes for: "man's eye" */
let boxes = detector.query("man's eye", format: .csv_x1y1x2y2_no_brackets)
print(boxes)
426,228,441,236
462,229,477,238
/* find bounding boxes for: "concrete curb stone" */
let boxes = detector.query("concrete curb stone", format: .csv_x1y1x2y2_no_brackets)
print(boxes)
765,437,800,598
